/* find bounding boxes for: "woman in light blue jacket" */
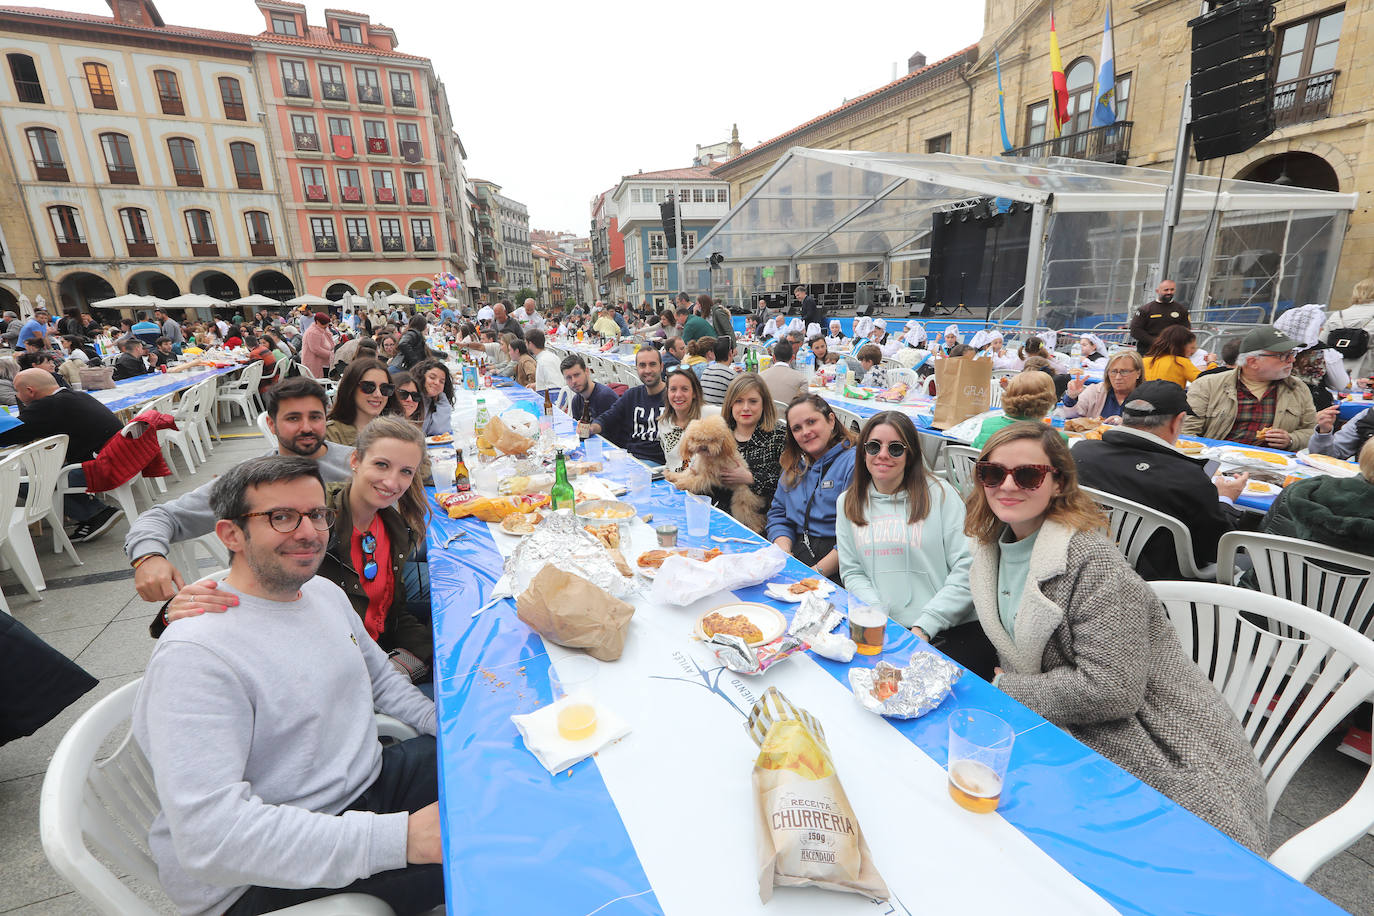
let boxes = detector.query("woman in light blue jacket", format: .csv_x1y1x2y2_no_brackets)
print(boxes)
766,395,857,581
836,410,974,642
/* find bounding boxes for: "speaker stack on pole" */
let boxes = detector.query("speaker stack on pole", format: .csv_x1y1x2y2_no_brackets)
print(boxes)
1188,0,1276,160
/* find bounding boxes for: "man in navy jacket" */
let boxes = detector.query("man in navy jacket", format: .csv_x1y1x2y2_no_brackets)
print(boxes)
579,347,666,463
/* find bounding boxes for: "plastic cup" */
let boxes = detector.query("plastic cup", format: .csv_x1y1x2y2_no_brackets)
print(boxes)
584,437,603,463
847,596,887,656
549,655,599,742
684,493,711,538
947,709,1014,813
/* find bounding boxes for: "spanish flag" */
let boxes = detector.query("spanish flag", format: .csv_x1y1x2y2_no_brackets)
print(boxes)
1049,9,1070,137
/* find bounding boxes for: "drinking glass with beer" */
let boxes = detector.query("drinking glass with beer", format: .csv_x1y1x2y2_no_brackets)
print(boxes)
947,709,1014,813
550,655,599,742
847,596,887,656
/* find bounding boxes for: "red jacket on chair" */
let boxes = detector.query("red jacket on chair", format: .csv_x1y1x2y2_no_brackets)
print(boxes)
80,410,174,492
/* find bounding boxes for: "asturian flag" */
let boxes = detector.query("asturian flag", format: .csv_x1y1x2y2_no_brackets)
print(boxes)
1092,6,1118,127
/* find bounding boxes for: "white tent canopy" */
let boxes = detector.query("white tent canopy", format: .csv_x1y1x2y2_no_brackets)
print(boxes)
385,292,415,305
689,148,1358,326
90,294,163,310
285,293,332,307
231,294,283,308
163,293,225,308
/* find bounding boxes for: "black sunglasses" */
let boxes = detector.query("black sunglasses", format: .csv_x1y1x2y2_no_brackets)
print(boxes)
862,440,907,458
975,461,1057,490
358,380,395,396
396,389,420,401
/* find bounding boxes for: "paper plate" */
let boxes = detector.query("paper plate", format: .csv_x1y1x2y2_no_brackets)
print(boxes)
1298,452,1361,478
425,434,454,445
1174,438,1206,455
764,579,837,603
694,602,786,647
1244,480,1281,496
1214,447,1292,469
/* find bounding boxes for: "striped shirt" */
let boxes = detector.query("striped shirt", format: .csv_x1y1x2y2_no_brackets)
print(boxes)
700,363,738,405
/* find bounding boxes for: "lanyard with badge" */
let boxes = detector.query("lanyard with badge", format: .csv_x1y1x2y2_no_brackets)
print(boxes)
800,449,841,556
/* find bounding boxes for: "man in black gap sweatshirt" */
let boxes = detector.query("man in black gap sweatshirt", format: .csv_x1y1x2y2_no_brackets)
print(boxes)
580,347,667,463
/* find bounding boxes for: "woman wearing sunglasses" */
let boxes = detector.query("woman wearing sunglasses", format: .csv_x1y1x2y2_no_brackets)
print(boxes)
836,412,975,654
320,416,434,688
766,395,856,581
327,358,400,447
965,423,1268,852
411,358,455,437
659,366,719,472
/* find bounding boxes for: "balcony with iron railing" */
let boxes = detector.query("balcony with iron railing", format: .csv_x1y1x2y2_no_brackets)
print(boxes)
321,81,348,102
34,160,68,182
366,137,389,155
381,234,405,252
236,170,263,190
14,79,42,104
294,131,320,152
1003,120,1133,165
250,239,276,256
341,186,363,204
376,187,396,204
223,101,246,121
358,84,382,105
1273,70,1338,128
283,77,311,99
413,234,435,251
107,166,139,185
407,188,427,205
173,167,202,188
314,234,338,253
392,87,415,108
159,95,184,116
348,233,371,252
304,184,328,202
90,90,117,110
126,238,156,257
56,236,89,257
190,240,218,257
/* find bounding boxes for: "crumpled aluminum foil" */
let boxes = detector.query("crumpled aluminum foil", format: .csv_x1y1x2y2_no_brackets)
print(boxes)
707,633,808,676
788,593,845,639
505,510,634,598
848,654,962,719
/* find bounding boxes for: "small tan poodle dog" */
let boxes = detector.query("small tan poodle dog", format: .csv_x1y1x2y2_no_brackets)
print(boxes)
664,415,767,533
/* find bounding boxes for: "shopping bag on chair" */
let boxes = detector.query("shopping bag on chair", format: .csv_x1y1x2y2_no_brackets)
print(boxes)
931,354,992,429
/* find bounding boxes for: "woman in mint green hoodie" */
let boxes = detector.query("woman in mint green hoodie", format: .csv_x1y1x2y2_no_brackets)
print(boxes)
836,411,975,643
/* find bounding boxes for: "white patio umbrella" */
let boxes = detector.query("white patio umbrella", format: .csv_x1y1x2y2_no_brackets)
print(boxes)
90,293,161,310
285,293,332,307
162,293,225,309
385,292,415,306
230,294,283,308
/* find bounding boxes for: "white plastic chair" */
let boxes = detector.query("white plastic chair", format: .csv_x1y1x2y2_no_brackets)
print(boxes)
828,404,865,435
885,367,919,391
256,411,279,450
55,463,153,548
40,678,404,916
165,535,232,587
170,384,209,464
1081,485,1215,580
943,443,980,496
1152,581,1374,882
144,395,195,479
217,361,265,424
12,435,82,566
0,454,26,612
200,375,222,442
1217,531,1374,636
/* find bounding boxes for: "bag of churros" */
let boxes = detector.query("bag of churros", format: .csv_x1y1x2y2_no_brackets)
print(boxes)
745,687,888,902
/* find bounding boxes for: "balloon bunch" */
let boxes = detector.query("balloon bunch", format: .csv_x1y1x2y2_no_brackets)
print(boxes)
434,271,462,292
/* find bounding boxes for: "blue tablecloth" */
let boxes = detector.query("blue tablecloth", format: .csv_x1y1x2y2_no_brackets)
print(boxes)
0,365,241,433
424,381,1336,916
1339,397,1372,422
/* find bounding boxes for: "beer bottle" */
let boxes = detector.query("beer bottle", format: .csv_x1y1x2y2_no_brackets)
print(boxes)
550,449,575,510
453,448,470,492
543,388,553,416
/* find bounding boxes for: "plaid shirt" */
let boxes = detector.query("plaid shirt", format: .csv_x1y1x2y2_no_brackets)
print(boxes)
1227,374,1279,445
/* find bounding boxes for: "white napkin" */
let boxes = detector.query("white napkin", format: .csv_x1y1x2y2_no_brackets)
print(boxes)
763,581,836,602
511,698,631,774
649,545,788,607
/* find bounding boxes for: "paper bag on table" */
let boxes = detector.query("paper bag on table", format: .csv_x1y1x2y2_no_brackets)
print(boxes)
931,354,992,429
516,564,634,661
483,415,534,456
648,545,787,607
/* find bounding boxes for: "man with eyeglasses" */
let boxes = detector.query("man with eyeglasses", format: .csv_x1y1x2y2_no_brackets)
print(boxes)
128,377,355,606
1074,381,1245,580
132,455,442,916
1182,325,1337,450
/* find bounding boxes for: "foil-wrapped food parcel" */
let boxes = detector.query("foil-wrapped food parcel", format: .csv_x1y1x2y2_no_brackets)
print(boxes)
746,687,888,902
848,654,962,719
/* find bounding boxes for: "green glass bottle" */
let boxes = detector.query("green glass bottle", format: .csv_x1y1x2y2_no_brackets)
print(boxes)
550,448,575,511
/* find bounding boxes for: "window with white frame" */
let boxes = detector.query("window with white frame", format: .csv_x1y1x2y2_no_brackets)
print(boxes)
651,264,668,289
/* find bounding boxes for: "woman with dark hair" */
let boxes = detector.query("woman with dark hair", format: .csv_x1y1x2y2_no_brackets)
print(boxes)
836,410,973,642
964,423,1269,851
715,373,788,519
766,395,857,579
301,311,335,378
658,366,718,472
412,358,455,437
327,358,399,446
395,313,429,371
505,335,536,388
389,370,428,430
1143,325,1200,388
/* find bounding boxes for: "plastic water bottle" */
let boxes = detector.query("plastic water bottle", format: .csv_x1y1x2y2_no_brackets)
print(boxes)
834,360,847,393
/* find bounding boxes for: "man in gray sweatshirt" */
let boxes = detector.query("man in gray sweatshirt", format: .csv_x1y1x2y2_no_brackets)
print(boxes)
127,376,355,603
133,455,442,915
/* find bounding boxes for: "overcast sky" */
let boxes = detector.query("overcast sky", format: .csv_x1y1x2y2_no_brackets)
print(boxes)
74,0,986,233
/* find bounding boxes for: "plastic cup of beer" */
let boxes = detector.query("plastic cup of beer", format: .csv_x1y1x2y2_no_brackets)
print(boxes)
947,709,1014,813
847,596,887,656
549,656,599,742
584,436,603,463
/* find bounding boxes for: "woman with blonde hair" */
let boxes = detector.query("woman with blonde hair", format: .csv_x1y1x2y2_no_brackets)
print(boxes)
965,423,1269,852
971,370,1062,449
1057,349,1144,422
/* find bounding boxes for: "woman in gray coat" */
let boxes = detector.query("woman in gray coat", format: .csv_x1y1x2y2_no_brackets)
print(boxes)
963,422,1269,853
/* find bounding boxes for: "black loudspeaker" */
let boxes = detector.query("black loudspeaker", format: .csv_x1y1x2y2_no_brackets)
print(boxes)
659,198,677,247
855,286,875,316
1189,0,1276,160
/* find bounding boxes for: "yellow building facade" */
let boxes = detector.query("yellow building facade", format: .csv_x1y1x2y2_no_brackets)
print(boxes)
716,0,1372,309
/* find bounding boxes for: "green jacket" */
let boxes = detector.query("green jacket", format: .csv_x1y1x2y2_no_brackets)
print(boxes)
319,482,431,661
1181,368,1318,449
1261,474,1374,555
